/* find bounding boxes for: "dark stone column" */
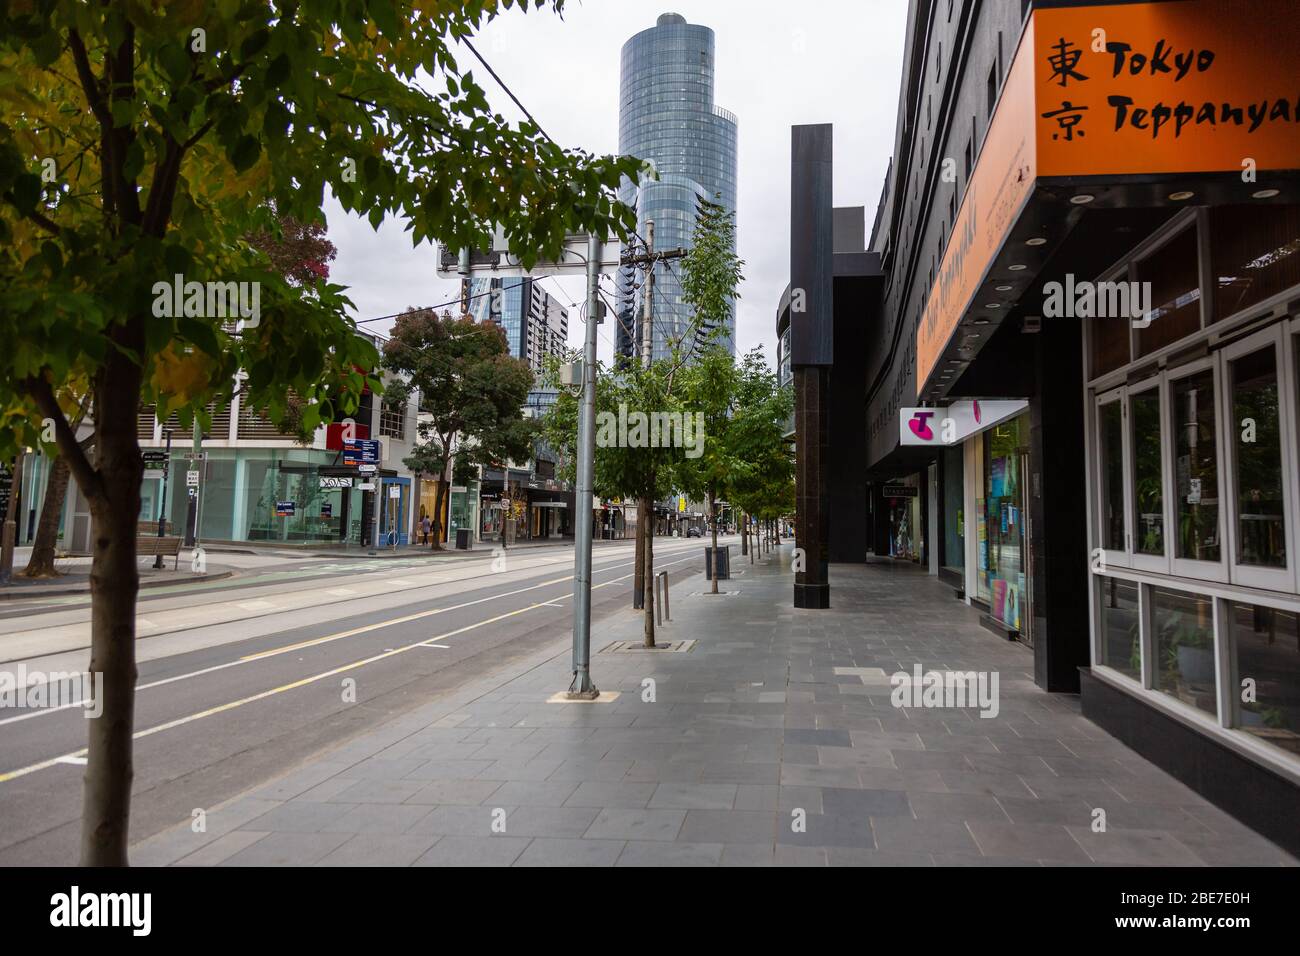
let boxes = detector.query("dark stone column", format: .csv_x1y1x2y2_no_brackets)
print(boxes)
1030,318,1089,691
790,124,834,608
794,366,830,608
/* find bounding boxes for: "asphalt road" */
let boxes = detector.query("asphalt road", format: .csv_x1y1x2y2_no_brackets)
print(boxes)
0,536,722,865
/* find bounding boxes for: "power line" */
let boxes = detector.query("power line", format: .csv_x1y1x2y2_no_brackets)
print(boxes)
460,38,554,145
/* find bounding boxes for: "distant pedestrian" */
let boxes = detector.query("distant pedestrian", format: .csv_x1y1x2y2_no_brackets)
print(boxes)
420,514,431,545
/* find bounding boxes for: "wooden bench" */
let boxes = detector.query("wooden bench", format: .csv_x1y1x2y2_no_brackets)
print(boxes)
136,535,183,570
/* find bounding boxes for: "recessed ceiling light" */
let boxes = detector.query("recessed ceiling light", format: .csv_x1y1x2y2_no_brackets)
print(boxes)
985,303,1001,309
1026,237,1047,246
1252,188,1280,199
1168,190,1195,201
973,318,991,325
1070,194,1095,204
995,285,1012,291
1008,264,1027,271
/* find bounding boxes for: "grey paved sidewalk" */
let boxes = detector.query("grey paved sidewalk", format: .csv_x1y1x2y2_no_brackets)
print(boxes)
133,548,1298,867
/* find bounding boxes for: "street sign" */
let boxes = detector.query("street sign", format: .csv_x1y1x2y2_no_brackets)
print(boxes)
185,470,200,487
436,230,622,280
388,485,402,499
358,482,376,492
342,439,380,466
142,451,168,480
275,501,296,516
358,463,377,474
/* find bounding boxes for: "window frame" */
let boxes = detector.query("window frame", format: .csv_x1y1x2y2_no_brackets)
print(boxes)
1166,355,1230,583
1128,373,1171,574
1093,384,1131,568
1218,323,1296,592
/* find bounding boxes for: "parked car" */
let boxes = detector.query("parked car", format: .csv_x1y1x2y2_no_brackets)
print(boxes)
687,526,702,538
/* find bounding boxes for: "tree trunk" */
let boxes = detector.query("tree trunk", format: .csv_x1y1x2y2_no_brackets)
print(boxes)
740,510,748,555
633,497,646,609
641,490,655,647
81,355,144,866
21,455,71,578
429,459,449,551
708,484,719,594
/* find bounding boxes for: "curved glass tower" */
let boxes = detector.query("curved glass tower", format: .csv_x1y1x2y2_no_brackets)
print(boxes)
617,13,738,361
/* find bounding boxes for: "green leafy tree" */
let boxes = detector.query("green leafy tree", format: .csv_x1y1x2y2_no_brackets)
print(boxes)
676,344,739,593
678,197,741,356
386,309,535,550
541,352,687,645
0,0,637,865
728,349,794,561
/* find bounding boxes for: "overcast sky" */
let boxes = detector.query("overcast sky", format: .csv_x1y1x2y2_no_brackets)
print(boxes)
324,0,908,367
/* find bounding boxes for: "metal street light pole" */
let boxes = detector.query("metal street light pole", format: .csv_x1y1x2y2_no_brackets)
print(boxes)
567,233,601,700
153,428,173,569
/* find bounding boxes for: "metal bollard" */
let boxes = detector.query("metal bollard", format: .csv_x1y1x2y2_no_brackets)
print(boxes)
655,570,670,625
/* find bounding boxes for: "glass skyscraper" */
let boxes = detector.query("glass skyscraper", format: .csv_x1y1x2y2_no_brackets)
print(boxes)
616,13,738,362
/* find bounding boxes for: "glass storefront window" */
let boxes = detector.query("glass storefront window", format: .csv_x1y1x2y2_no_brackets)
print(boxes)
942,444,964,573
1099,399,1125,551
1229,347,1285,568
983,416,1027,632
1228,601,1300,755
1151,586,1217,716
1098,577,1141,680
1091,317,1130,379
1173,370,1221,562
1130,389,1164,555
1211,204,1300,323
1136,226,1202,357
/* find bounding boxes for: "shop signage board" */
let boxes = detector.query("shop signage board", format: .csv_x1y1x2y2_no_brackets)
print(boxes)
320,502,333,518
320,475,353,489
916,0,1300,388
883,484,919,498
899,400,1029,446
342,439,380,466
275,501,296,517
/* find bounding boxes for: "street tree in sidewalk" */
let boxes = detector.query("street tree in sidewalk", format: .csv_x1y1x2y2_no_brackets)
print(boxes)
0,0,638,865
728,349,794,563
540,351,686,646
676,197,744,593
676,343,739,594
385,309,535,551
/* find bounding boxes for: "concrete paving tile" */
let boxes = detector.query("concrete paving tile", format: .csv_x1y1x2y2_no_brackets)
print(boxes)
870,817,979,855
617,841,724,866
219,831,352,866
314,832,440,866
320,803,433,835
780,764,863,789
995,795,1094,826
907,791,1011,823
966,820,1093,863
1066,827,1206,866
513,838,626,867
827,847,935,867
413,836,531,867
486,780,580,807
821,788,913,819
647,782,738,809
584,808,686,842
171,831,270,867
328,778,425,804
563,781,657,808
405,779,504,806
677,810,778,844
243,801,359,833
